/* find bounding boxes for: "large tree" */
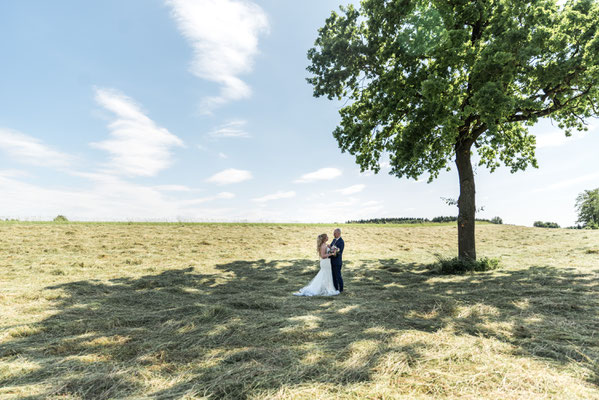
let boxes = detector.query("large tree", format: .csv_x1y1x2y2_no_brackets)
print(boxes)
575,188,599,228
307,0,599,260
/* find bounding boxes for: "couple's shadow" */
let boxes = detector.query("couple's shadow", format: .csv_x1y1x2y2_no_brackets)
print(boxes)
1,259,597,399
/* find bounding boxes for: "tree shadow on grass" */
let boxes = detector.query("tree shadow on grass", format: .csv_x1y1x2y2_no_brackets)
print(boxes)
0,259,597,398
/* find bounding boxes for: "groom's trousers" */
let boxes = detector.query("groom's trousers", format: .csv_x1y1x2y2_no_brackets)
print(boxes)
331,263,343,292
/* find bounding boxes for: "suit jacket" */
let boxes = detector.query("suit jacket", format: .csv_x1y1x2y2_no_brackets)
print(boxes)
330,237,344,267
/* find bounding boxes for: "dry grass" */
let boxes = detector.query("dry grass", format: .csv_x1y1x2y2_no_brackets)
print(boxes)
0,222,598,399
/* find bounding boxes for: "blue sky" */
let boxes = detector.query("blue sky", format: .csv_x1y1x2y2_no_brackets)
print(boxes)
0,0,597,226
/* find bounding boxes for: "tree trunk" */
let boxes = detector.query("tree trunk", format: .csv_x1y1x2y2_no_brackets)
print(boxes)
455,143,476,261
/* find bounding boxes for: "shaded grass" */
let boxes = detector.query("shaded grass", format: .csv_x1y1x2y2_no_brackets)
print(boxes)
0,222,598,399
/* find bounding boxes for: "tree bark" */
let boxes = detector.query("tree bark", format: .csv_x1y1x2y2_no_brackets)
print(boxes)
455,142,476,261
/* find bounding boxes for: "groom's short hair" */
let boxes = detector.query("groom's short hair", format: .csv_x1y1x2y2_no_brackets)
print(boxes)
334,228,341,234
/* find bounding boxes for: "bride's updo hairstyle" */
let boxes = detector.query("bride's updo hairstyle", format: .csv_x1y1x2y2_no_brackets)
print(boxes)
316,234,327,254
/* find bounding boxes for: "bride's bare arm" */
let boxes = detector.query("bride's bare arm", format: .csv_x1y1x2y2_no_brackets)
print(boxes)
320,244,329,258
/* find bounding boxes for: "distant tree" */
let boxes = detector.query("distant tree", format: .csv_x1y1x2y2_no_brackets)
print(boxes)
490,217,503,225
307,0,599,260
53,215,68,222
533,221,560,228
575,188,599,229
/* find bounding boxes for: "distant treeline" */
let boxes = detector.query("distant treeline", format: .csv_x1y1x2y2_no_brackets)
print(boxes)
347,216,503,224
533,221,595,229
533,221,560,228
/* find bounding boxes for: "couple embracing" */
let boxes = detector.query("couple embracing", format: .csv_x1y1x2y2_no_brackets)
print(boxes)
294,228,344,297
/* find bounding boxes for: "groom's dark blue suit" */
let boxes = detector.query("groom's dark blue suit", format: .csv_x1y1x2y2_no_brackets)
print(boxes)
330,237,344,292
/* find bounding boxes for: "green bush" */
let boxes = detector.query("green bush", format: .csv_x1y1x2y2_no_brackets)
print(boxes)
533,221,560,228
575,188,599,229
585,221,599,229
53,215,69,222
490,216,503,224
433,256,500,275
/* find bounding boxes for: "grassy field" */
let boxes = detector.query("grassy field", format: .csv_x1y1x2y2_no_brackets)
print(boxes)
1,222,598,399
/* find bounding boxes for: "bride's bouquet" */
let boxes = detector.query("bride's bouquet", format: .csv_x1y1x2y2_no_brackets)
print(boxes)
327,245,339,256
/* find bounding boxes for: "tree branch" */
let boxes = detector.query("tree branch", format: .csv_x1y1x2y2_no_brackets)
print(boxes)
508,85,593,122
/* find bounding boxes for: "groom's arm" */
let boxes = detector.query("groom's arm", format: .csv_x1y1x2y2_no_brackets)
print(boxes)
336,240,344,256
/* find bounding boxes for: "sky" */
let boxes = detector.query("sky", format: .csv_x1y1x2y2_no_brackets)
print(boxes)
0,0,597,226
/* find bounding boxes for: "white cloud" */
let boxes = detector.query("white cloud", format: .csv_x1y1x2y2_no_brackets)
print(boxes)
218,152,228,159
295,167,342,183
0,128,73,168
209,120,250,138
91,88,184,177
217,191,236,199
206,168,252,185
166,0,269,111
252,190,296,203
337,184,365,195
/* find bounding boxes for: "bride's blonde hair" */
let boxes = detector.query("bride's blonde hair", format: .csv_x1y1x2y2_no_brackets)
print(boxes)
316,233,327,254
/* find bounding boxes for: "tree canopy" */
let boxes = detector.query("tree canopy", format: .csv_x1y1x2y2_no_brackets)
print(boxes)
307,0,599,259
308,0,599,178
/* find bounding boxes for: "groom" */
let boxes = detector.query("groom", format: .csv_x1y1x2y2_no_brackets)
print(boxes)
330,228,344,292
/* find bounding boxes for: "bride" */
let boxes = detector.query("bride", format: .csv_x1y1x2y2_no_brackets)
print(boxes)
293,233,340,296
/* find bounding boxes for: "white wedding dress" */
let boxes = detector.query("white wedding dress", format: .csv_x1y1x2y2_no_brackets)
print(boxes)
294,257,340,296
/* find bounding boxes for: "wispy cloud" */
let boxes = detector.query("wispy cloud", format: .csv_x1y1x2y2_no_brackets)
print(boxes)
92,88,184,177
337,184,365,195
295,167,342,183
217,192,235,199
166,0,269,111
252,190,296,203
206,168,252,185
0,128,73,168
208,120,250,138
